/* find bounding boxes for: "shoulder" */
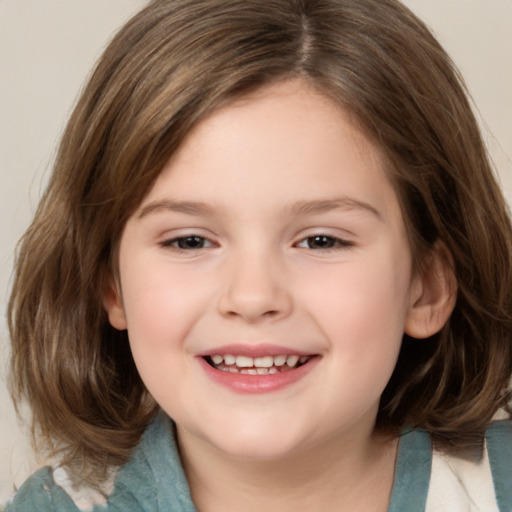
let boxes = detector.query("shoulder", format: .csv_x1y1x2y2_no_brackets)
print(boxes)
3,467,79,512
4,411,196,512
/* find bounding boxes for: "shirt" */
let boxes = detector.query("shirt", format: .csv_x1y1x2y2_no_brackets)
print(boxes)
4,412,512,511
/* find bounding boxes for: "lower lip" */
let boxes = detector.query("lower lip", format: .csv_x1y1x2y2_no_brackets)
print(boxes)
197,356,320,394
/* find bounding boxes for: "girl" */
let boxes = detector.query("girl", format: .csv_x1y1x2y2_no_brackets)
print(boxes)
5,0,512,510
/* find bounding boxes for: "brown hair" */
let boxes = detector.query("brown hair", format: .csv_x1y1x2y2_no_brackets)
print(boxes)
9,0,512,481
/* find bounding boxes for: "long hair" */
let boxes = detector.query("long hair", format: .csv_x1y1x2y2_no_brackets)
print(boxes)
9,0,512,481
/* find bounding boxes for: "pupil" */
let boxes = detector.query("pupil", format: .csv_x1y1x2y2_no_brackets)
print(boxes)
309,236,334,248
179,236,204,249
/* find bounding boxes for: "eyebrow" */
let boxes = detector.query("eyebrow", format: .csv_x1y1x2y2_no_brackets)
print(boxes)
288,198,382,220
137,197,381,220
138,200,216,219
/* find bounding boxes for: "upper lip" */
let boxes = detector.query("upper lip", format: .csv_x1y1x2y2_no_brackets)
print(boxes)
196,344,316,358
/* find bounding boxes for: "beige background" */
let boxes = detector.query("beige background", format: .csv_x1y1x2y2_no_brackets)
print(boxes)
0,0,511,503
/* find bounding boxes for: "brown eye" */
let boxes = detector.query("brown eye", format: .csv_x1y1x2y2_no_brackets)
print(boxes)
305,235,337,249
296,235,354,250
162,236,212,250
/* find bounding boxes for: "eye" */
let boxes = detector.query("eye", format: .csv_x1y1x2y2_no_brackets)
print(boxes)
161,235,214,250
296,235,353,250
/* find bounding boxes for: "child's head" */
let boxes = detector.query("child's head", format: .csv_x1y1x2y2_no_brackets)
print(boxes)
9,0,512,478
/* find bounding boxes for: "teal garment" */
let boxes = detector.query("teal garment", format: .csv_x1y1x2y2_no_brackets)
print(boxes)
5,413,197,512
486,421,512,512
4,413,512,512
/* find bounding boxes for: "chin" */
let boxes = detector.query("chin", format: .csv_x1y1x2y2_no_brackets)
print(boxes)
185,418,310,462
214,435,304,461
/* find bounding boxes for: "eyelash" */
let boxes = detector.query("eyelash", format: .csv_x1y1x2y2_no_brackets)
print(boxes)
159,234,354,252
295,235,354,251
159,235,215,251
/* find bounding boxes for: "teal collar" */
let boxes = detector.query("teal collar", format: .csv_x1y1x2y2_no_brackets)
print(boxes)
388,429,431,512
114,413,432,512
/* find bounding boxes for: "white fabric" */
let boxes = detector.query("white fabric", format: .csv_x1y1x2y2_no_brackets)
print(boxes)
52,467,115,512
426,441,498,512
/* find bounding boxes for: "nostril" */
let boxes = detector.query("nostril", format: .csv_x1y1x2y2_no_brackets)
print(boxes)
224,308,280,320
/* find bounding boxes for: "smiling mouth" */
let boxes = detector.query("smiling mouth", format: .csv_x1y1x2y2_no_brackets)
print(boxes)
204,354,313,375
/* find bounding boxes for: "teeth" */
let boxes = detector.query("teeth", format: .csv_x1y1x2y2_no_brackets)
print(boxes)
254,356,273,368
209,353,311,370
235,355,254,368
211,354,224,365
224,354,236,365
286,355,299,367
273,355,287,366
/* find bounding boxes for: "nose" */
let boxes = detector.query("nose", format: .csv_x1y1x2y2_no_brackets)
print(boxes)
217,249,293,323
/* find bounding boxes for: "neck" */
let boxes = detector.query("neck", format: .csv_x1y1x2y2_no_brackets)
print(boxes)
177,425,398,512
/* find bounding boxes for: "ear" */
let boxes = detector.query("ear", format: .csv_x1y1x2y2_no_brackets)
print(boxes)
103,276,128,330
405,242,457,339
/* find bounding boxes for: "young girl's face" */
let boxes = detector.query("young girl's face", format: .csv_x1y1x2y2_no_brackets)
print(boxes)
106,79,424,460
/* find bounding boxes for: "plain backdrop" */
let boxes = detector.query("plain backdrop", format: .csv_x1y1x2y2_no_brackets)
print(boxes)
0,0,511,503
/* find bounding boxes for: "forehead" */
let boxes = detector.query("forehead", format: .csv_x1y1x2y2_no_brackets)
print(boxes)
138,79,401,224
174,80,381,167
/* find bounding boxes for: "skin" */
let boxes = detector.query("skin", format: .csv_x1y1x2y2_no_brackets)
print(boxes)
105,79,455,511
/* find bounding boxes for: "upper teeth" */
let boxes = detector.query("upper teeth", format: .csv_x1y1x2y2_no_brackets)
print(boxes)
210,354,308,368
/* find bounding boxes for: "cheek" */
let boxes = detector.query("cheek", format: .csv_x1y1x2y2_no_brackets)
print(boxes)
302,251,411,370
118,262,211,402
309,260,410,332
119,257,212,352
